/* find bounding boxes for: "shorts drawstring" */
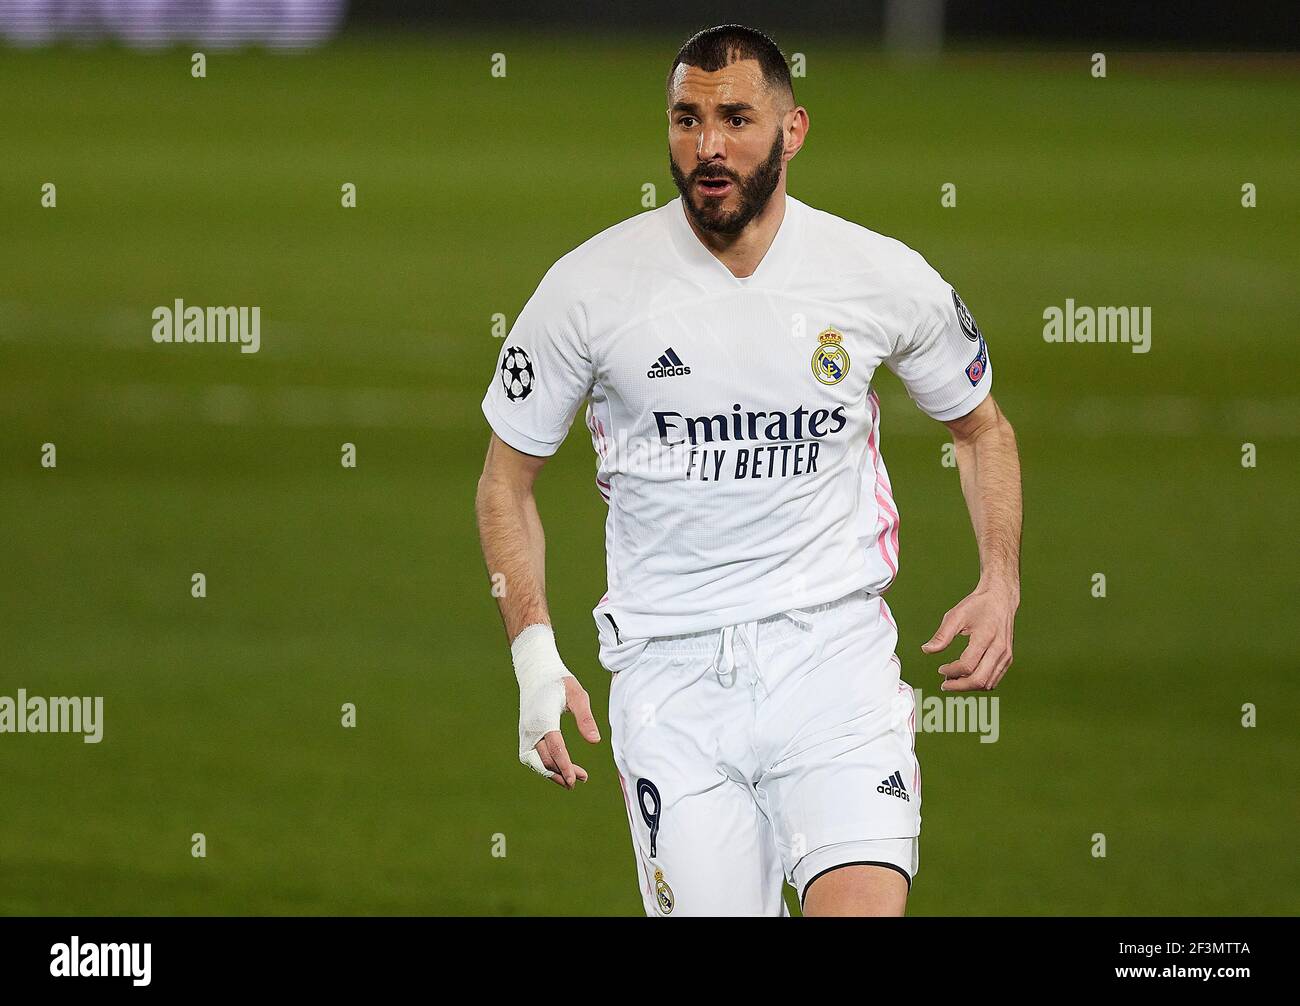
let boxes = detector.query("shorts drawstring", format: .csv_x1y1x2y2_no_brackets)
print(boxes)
710,622,752,690
710,608,815,694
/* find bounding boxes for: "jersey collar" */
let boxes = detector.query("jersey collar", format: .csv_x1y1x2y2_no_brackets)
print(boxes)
668,191,804,291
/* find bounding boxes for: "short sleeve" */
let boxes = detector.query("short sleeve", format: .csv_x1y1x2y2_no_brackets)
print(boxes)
481,264,594,457
884,261,992,423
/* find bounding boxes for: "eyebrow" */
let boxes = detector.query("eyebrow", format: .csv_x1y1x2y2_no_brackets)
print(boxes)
671,100,758,115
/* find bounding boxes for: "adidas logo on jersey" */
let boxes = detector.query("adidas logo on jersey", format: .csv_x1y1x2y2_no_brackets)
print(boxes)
648,347,691,379
877,770,910,802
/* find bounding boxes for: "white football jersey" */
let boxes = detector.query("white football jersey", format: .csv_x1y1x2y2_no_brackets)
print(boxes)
482,194,991,638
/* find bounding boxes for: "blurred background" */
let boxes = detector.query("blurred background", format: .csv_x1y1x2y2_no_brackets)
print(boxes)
0,1,1296,915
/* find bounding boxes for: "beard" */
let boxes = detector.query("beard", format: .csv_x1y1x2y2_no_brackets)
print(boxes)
669,126,785,236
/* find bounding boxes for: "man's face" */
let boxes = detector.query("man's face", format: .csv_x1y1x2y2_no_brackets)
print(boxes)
667,58,789,236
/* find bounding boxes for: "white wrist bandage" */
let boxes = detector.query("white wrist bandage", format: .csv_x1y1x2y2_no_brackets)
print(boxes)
511,623,572,779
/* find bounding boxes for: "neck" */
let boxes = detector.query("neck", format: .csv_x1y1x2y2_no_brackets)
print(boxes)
684,184,788,279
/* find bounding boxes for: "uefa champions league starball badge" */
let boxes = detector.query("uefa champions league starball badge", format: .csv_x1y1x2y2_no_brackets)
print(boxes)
811,327,850,386
500,346,535,402
952,289,982,342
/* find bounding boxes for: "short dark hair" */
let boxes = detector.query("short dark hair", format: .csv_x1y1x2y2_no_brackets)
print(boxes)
667,24,794,104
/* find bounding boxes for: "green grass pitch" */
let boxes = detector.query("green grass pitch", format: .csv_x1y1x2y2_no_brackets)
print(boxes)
0,32,1295,914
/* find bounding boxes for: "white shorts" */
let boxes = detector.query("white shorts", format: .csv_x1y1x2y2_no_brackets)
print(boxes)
597,587,921,917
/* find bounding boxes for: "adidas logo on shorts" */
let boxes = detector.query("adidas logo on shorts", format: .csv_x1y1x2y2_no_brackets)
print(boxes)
877,770,910,802
647,347,691,379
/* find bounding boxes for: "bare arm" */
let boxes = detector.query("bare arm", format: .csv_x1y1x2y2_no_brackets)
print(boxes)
475,432,552,640
475,433,600,787
921,394,1022,691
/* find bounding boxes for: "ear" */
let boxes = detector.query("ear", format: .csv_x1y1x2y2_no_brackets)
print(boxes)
784,105,810,160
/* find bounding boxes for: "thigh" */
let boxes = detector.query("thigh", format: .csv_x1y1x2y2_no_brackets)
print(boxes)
609,651,787,917
757,594,921,907
802,859,910,917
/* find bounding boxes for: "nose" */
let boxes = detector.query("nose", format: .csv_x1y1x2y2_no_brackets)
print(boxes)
696,123,726,163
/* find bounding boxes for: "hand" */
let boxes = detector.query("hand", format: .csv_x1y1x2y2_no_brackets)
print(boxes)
522,675,602,790
512,624,601,789
921,581,1019,692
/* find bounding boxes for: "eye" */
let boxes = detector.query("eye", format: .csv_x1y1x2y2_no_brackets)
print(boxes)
677,115,698,128
727,115,748,127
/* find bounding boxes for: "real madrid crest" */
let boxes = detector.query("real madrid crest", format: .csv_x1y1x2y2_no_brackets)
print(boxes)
654,869,675,915
811,327,850,386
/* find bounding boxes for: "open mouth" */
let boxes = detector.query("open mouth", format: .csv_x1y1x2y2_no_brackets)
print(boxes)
696,176,734,197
